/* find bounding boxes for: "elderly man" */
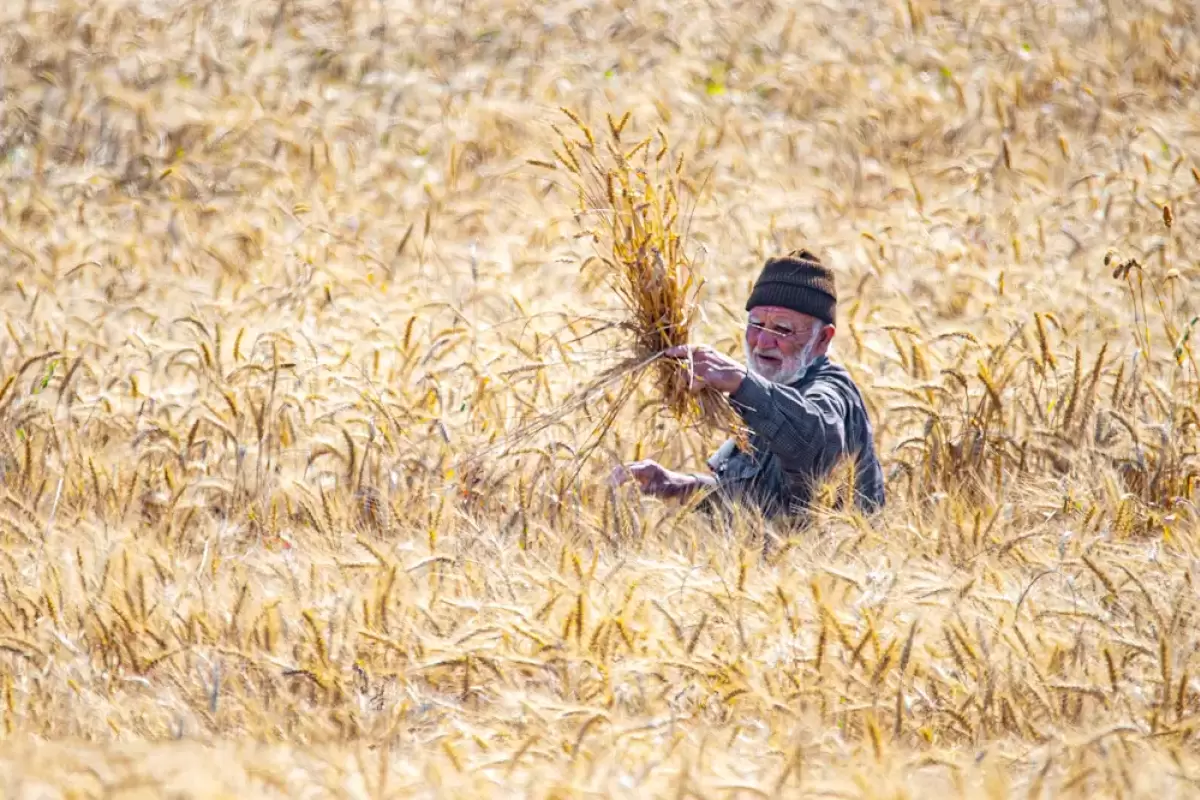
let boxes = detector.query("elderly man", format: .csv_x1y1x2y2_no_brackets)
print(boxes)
615,249,885,520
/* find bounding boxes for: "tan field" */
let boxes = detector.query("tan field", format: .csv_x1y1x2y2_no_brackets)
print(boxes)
2,0,1199,797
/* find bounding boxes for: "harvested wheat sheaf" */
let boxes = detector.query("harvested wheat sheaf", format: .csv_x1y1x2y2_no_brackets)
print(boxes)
514,108,749,463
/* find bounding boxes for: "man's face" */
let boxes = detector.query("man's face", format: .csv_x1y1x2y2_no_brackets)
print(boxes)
744,306,823,383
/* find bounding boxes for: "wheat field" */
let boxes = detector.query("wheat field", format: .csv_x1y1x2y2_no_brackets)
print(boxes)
1,0,1199,797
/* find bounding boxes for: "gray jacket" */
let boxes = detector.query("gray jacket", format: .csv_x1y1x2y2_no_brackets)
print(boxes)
702,355,885,520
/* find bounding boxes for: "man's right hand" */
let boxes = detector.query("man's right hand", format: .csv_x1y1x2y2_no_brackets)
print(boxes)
609,459,707,499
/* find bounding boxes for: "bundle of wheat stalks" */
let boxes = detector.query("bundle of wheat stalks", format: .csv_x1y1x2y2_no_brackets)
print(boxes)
524,108,748,456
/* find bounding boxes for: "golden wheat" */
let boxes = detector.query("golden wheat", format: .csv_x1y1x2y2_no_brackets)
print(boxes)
0,0,1199,798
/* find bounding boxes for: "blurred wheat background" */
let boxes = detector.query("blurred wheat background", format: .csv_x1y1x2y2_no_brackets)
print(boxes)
1,0,1199,797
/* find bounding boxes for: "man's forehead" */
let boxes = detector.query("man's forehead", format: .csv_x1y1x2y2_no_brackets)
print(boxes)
747,306,811,324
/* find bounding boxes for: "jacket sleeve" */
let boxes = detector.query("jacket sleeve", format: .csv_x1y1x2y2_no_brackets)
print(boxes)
728,370,848,497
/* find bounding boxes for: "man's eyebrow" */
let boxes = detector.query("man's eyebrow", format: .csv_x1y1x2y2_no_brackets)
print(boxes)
748,317,795,332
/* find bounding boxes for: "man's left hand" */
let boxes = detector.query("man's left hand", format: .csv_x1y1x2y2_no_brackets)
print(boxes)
665,344,747,394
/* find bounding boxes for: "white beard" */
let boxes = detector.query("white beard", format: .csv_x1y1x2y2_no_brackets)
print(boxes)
744,335,819,385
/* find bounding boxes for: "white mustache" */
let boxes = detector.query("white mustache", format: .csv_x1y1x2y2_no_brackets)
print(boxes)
744,341,817,384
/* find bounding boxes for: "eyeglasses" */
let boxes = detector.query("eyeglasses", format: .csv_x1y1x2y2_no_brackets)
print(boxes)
746,320,802,340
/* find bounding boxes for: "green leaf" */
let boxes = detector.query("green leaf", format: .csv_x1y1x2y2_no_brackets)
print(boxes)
35,359,59,393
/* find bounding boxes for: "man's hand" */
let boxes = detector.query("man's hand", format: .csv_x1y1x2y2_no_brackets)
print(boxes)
665,344,747,394
610,459,709,499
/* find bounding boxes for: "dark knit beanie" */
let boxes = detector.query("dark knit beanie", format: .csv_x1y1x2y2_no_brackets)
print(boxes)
745,249,837,325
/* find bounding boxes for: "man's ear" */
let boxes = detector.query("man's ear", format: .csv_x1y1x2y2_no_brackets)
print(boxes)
816,323,836,354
